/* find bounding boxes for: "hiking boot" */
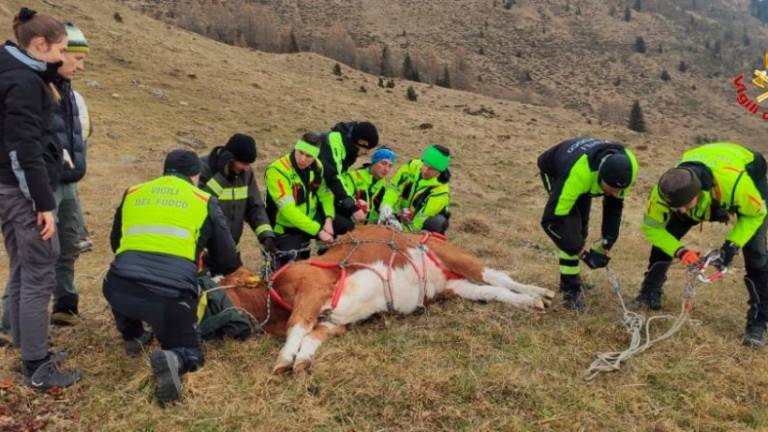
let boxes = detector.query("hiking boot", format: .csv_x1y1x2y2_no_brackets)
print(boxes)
150,350,182,405
743,323,766,350
23,352,82,391
76,238,93,254
562,290,585,312
631,291,662,311
124,331,154,357
51,310,79,327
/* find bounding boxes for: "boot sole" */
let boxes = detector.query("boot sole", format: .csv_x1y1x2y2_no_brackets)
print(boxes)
150,351,182,404
742,337,765,350
50,313,78,327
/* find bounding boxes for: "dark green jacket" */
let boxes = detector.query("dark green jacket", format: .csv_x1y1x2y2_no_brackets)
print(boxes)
200,148,274,247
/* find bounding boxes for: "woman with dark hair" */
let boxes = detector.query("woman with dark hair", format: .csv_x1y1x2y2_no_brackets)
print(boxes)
0,7,81,390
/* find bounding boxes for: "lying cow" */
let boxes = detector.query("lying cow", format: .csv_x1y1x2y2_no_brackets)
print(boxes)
214,225,554,374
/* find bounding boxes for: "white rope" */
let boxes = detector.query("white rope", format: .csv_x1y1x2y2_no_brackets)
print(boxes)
583,258,714,381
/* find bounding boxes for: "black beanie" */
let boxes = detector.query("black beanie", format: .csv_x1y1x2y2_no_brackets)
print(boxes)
351,122,379,149
598,154,633,189
164,149,201,177
224,133,257,163
659,168,702,207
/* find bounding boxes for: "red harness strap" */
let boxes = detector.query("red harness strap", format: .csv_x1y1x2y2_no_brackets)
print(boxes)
269,288,293,311
419,232,463,280
268,264,294,311
308,260,350,309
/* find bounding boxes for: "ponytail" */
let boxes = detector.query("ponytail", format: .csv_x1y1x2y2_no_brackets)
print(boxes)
12,7,66,49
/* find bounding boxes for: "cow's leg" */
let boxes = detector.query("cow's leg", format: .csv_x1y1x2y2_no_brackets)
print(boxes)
446,279,545,310
481,268,555,301
427,240,553,302
273,289,328,375
293,321,346,373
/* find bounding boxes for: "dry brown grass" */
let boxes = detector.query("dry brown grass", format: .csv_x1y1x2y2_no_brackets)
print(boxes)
1,0,768,431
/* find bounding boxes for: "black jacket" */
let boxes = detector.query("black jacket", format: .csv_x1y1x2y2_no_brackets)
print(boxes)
319,122,361,213
109,175,242,298
0,41,62,211
52,78,86,183
199,148,274,245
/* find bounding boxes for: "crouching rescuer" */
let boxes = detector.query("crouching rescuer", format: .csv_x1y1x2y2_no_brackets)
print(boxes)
638,142,768,349
538,137,638,311
103,149,245,404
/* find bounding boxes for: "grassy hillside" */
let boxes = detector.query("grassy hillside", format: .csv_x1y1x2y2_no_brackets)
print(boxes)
124,0,768,143
0,0,767,430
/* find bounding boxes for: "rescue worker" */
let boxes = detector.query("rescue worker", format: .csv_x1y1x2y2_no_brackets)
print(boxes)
318,121,379,233
0,7,82,390
638,142,768,348
378,144,451,234
199,133,277,258
349,147,396,224
49,22,93,325
103,149,244,404
537,137,638,311
264,133,336,268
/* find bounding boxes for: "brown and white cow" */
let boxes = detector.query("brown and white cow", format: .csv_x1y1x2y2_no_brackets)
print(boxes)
219,225,554,374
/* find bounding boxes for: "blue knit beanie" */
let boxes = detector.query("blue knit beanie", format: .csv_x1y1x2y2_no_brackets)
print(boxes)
371,147,396,165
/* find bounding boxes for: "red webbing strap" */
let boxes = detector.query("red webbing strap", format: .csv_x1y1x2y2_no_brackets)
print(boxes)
269,288,293,311
307,259,340,269
331,267,347,309
270,263,292,282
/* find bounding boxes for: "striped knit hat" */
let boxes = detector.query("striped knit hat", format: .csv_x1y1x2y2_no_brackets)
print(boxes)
64,23,89,53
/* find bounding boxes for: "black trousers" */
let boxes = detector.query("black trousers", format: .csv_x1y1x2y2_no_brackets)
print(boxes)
642,152,768,322
102,272,203,373
540,172,592,256
422,214,450,234
273,215,354,268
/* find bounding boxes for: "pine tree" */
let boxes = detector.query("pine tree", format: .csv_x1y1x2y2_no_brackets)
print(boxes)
634,36,646,53
332,63,342,76
436,64,451,88
628,100,647,132
406,85,418,101
287,29,300,53
624,6,632,22
660,69,671,81
380,45,395,78
402,52,420,82
633,0,642,12
678,61,688,72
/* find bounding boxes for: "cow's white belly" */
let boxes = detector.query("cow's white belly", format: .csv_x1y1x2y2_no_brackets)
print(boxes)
327,247,449,324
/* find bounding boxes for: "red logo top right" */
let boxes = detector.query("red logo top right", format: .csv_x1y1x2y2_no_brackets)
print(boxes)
734,53,768,120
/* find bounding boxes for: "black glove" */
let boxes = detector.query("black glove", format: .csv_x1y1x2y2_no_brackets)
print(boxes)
216,149,236,177
261,236,278,255
580,249,611,269
339,196,357,215
713,240,739,270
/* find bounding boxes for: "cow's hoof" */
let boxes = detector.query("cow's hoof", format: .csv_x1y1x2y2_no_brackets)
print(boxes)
542,297,552,308
272,362,293,375
543,289,556,299
532,298,546,311
293,358,312,374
